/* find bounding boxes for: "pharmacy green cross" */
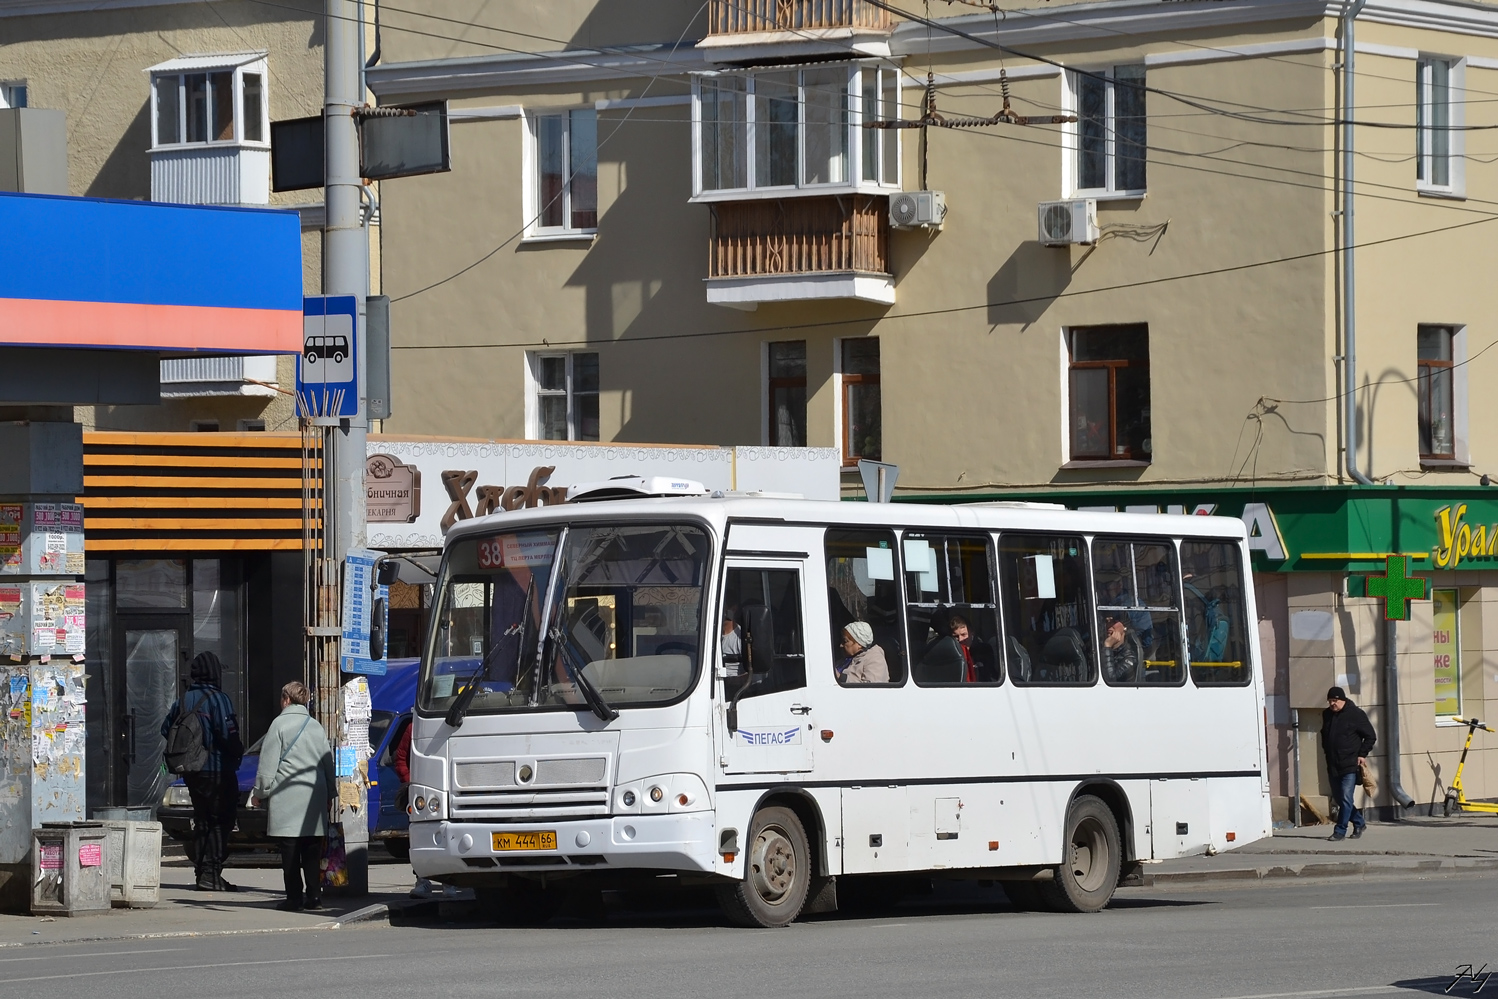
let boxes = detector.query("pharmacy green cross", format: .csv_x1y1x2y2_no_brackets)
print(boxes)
1365,555,1428,621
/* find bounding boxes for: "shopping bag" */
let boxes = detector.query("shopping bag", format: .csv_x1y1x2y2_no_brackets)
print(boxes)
321,824,348,889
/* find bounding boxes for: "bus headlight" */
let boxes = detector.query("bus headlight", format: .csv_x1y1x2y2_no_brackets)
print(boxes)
162,785,193,808
408,785,445,820
615,775,709,815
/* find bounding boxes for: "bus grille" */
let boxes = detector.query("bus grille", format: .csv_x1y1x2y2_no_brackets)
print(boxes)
450,788,610,822
451,755,612,821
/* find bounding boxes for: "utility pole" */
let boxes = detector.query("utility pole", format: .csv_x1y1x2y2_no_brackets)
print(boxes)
322,0,369,894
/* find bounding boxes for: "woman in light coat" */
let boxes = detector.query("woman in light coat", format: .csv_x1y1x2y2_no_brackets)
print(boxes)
252,681,336,911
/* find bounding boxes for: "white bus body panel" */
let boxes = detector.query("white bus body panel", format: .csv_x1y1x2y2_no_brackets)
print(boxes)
411,498,1272,886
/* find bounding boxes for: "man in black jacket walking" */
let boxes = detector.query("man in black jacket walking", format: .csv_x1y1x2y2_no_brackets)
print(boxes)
161,652,244,890
1322,685,1376,841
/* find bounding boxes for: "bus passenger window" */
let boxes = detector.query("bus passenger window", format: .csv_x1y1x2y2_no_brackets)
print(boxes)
1181,541,1251,686
902,532,1001,686
1093,539,1184,686
998,534,1095,685
825,528,906,685
720,568,806,699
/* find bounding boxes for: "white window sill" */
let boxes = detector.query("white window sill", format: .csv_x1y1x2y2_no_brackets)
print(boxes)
691,185,897,204
521,230,597,244
1420,458,1471,470
150,141,271,154
1417,186,1465,201
1069,190,1147,203
1437,717,1470,727
1059,459,1151,469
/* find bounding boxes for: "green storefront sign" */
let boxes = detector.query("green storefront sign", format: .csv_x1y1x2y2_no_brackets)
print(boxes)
907,485,1498,573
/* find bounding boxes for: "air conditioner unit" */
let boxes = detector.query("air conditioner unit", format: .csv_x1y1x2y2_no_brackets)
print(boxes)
890,190,946,229
1037,199,1099,246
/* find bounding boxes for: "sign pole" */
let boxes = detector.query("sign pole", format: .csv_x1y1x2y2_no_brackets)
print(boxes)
321,0,369,896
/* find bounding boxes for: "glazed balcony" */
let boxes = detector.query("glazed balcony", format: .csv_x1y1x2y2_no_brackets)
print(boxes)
701,0,893,61
706,194,893,307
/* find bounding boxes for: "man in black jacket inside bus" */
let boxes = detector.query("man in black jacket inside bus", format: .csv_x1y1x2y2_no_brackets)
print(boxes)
1322,685,1376,841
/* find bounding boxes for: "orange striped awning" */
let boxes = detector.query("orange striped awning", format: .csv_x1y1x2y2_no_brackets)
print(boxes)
80,432,315,552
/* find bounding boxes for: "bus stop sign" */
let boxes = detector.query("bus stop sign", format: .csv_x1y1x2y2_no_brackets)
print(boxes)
298,295,358,418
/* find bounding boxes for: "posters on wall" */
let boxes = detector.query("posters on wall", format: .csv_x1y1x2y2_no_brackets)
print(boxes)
1433,588,1460,717
0,504,84,577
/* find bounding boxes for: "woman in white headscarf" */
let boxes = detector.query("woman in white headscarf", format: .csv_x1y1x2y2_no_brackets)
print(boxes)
837,621,889,684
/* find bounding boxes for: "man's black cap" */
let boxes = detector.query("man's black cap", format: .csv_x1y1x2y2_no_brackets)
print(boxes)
1327,685,1347,702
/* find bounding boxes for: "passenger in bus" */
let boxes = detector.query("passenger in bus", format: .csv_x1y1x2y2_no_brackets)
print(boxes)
837,622,889,684
721,611,744,675
1101,615,1141,684
949,613,997,683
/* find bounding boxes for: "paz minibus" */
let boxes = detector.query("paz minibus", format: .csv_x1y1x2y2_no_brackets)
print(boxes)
406,489,1270,926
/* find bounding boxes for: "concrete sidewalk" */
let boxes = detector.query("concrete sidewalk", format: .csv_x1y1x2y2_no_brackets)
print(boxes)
0,851,416,947
1144,814,1498,885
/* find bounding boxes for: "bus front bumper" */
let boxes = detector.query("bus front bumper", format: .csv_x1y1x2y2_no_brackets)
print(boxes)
409,813,718,879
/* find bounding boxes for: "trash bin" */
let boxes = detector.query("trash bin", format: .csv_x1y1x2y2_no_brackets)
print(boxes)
31,821,111,916
99,820,162,908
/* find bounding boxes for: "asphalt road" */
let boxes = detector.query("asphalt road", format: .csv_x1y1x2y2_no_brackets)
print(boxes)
1,874,1490,999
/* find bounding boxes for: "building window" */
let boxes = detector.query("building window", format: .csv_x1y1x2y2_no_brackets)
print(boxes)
238,419,266,432
1069,66,1146,197
532,352,599,441
841,337,881,464
1067,324,1150,461
1418,325,1456,459
767,341,807,447
0,82,26,109
1433,588,1460,718
1417,57,1458,193
150,60,268,148
191,420,220,432
529,109,597,236
694,64,900,197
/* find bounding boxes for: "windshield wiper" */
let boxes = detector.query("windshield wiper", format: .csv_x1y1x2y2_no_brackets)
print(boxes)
551,621,618,723
444,575,536,729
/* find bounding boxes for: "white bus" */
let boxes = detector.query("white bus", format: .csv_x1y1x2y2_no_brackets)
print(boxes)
406,493,1270,926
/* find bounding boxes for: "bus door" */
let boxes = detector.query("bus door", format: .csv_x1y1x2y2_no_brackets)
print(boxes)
716,560,815,774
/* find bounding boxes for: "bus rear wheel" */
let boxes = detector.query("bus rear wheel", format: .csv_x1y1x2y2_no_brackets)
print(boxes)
717,806,811,928
1041,795,1121,913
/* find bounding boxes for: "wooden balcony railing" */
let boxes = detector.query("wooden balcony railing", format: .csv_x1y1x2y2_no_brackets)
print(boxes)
709,195,889,279
708,0,892,35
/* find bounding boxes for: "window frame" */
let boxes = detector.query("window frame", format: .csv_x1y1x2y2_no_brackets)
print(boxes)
998,531,1098,687
718,564,808,702
1065,324,1152,463
1063,64,1147,200
824,526,908,688
0,81,26,109
1416,56,1465,198
148,58,269,151
690,62,901,201
1418,324,1457,461
1179,538,1253,688
526,351,600,442
839,336,882,467
1091,535,1187,687
900,530,1004,688
523,107,599,241
765,340,808,447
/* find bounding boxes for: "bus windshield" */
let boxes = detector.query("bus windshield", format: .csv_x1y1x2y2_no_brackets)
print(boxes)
419,522,710,715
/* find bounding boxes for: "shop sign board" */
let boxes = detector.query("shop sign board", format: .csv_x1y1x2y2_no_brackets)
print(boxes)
365,440,842,550
366,454,420,523
936,486,1498,572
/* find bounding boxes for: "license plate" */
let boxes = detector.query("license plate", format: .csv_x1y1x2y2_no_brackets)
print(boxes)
492,830,558,852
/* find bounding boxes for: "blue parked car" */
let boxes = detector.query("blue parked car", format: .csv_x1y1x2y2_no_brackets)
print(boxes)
158,659,419,861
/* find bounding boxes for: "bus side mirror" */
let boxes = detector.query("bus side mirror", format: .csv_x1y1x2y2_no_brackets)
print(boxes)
376,560,399,586
370,596,387,661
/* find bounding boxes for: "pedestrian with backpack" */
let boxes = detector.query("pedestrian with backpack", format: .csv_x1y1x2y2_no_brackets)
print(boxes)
251,681,336,911
161,651,244,891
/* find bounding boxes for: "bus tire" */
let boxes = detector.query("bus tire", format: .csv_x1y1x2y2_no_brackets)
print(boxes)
716,806,811,928
1042,795,1121,913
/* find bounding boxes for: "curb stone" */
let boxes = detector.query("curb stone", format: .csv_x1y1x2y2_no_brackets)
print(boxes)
1143,856,1498,886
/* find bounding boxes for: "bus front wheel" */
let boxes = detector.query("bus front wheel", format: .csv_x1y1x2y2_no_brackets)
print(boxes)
1042,795,1121,913
717,806,811,928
